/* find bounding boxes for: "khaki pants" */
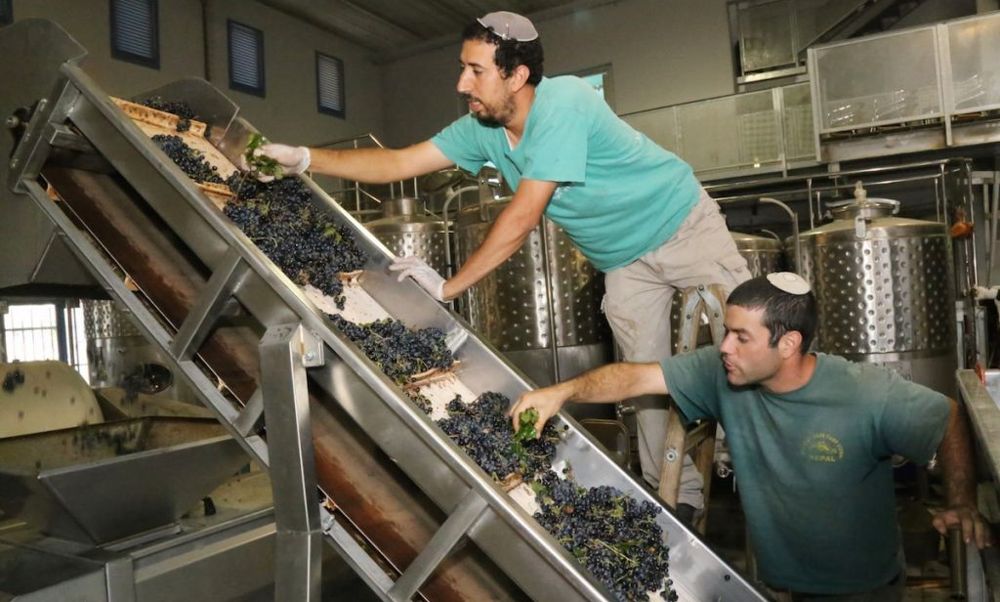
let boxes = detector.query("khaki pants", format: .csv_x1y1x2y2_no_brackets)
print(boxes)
603,190,750,506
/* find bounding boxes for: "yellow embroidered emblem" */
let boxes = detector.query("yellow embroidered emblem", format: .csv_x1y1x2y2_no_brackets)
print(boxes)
802,433,844,463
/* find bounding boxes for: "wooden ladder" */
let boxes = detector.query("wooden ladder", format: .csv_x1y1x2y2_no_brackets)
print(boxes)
657,283,728,534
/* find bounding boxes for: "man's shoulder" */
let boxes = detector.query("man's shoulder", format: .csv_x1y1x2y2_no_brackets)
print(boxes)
813,353,925,403
536,76,601,108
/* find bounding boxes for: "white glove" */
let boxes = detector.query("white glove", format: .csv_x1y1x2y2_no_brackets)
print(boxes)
389,256,446,302
248,143,311,182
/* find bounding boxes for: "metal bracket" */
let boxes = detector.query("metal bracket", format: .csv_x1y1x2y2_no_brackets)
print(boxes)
301,330,325,368
48,122,95,153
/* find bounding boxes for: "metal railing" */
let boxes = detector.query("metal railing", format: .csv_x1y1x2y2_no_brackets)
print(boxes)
316,132,419,217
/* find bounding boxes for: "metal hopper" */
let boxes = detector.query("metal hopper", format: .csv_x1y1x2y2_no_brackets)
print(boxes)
0,417,246,544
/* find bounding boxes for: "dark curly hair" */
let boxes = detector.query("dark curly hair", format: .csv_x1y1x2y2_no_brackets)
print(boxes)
726,276,817,355
462,21,544,86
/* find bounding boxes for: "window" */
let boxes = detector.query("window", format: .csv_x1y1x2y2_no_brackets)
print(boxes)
110,0,159,69
229,20,265,96
0,0,12,26
316,52,345,118
1,302,89,382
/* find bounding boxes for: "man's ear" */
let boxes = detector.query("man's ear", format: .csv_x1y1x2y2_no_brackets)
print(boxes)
508,64,531,91
779,330,803,358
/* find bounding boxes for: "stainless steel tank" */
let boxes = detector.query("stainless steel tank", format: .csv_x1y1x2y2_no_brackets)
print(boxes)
364,197,449,274
790,194,956,394
669,231,782,354
455,199,612,389
83,300,194,402
732,231,784,277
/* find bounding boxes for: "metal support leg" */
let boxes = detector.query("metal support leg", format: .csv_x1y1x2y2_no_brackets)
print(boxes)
259,324,324,602
105,556,136,602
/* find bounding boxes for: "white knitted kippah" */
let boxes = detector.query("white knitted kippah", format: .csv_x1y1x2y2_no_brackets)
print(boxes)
477,11,539,42
766,272,811,295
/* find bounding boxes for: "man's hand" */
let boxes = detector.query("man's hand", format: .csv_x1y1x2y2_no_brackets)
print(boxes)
508,386,570,438
242,143,310,182
932,504,993,549
389,256,446,301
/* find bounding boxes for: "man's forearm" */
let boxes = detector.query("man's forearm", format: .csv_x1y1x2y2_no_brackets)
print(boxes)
563,362,667,403
938,398,978,507
441,180,554,300
308,147,414,183
443,215,531,299
306,140,451,184
510,362,666,433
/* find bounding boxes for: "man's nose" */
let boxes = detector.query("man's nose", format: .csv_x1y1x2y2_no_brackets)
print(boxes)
719,333,735,354
456,70,472,94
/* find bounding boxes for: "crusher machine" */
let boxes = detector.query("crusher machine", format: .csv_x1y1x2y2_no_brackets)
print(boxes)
0,19,763,601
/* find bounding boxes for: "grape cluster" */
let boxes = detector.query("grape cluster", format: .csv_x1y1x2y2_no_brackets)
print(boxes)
140,96,196,132
324,310,675,598
152,134,224,184
73,424,138,454
223,176,368,305
329,315,454,384
406,390,434,415
2,367,25,393
533,471,677,601
437,391,558,480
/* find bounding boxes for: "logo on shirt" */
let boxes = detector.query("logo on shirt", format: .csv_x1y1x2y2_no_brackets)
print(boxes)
801,433,844,463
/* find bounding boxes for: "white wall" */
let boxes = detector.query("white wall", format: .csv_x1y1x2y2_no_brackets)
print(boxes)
380,0,736,147
204,0,383,145
10,0,384,146
13,0,205,97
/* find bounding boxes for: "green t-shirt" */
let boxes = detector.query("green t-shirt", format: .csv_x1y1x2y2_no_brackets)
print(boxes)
661,346,950,594
430,75,701,272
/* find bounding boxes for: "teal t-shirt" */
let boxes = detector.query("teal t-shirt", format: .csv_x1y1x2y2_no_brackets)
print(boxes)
430,76,701,272
661,347,950,594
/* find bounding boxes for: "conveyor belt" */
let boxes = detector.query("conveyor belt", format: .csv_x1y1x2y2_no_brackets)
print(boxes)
0,19,764,601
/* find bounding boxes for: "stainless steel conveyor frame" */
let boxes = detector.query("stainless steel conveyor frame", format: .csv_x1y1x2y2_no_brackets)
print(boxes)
0,19,763,601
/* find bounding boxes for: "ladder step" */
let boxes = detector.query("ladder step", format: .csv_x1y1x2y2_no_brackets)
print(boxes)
387,490,489,601
322,511,395,599
234,388,264,437
171,247,247,360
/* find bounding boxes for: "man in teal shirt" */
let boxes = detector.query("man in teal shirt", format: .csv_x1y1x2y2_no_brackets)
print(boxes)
510,273,991,599
249,11,748,513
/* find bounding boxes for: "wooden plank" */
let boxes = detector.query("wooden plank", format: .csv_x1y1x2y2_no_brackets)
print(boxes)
110,97,207,137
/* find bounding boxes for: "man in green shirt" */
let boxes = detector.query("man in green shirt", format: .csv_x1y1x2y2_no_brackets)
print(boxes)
247,11,748,514
510,272,991,599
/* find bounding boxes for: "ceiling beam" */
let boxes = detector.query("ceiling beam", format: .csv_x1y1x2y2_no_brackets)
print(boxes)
373,0,620,64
